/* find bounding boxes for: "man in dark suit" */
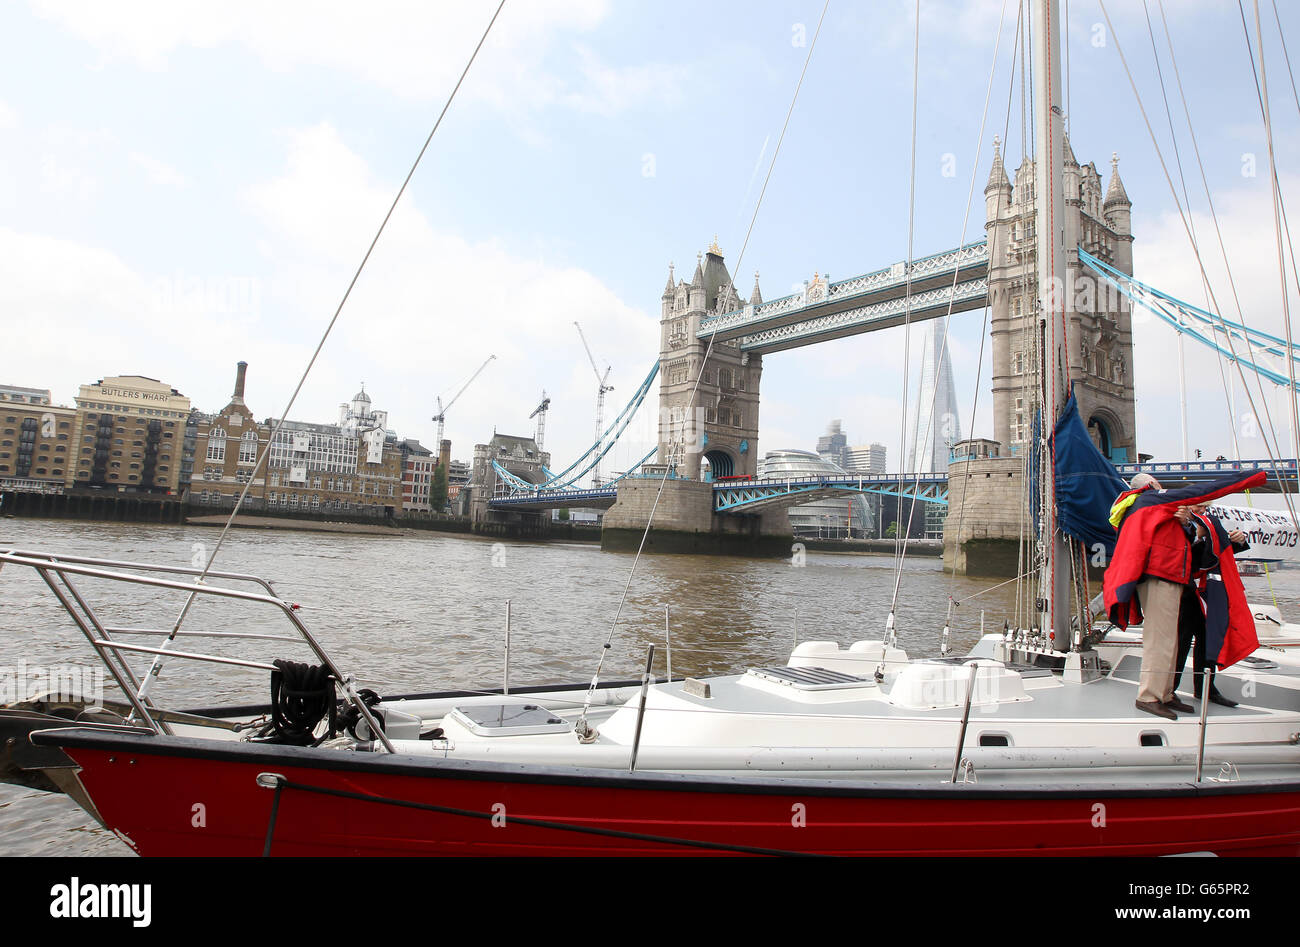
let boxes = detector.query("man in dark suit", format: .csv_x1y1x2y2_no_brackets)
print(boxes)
1172,509,1249,708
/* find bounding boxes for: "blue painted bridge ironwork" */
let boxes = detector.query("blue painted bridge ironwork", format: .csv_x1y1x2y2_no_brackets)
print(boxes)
486,457,1300,515
486,472,952,514
1113,458,1299,491
711,473,949,512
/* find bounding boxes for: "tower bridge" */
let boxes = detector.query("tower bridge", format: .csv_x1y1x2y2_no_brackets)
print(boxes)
475,138,1299,565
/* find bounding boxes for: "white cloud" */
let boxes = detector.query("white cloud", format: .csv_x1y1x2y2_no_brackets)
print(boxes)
38,153,97,201
27,0,686,117
0,123,661,474
1,227,165,392
0,100,17,130
238,123,659,466
128,151,188,189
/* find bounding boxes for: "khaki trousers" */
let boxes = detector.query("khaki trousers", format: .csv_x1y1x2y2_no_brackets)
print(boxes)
1136,577,1181,705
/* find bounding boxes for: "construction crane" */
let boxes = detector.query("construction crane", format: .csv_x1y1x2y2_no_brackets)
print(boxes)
574,321,614,486
433,354,496,451
528,390,551,451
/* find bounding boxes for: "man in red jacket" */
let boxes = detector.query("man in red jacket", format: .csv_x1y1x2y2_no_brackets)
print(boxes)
1104,468,1266,720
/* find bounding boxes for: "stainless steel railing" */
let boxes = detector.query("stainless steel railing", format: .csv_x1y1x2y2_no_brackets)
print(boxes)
0,547,395,752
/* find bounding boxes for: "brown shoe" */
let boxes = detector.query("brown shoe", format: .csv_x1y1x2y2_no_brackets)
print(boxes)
1136,700,1177,720
1163,697,1194,713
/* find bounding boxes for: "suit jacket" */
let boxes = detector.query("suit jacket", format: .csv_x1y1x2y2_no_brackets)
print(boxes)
1103,470,1265,628
1189,511,1259,670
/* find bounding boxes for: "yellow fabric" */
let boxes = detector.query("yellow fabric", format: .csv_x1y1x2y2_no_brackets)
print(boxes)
1109,491,1140,529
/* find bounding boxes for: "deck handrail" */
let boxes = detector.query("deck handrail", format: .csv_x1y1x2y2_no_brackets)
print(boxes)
0,547,395,752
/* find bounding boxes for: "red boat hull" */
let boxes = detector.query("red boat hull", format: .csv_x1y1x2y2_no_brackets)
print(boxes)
45,732,1300,857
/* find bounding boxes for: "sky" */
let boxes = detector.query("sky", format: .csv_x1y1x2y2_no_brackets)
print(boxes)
3,0,1300,483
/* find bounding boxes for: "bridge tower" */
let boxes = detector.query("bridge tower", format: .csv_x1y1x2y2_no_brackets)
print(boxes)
657,241,763,480
601,241,790,555
947,137,1138,576
986,136,1137,462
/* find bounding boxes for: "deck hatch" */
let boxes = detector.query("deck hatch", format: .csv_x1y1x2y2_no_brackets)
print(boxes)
747,666,871,690
448,704,573,737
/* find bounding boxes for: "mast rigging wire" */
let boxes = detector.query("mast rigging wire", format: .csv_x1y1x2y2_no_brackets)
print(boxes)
892,0,923,589
1098,0,1300,533
1244,0,1300,468
890,0,1013,618
574,0,833,734
1156,0,1247,456
133,1,509,704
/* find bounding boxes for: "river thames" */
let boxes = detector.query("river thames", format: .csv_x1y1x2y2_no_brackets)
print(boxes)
4,517,1299,855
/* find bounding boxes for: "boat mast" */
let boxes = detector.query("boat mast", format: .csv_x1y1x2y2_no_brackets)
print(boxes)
1033,0,1073,649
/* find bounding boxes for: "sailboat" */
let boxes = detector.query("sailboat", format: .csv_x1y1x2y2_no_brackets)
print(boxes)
3,0,1300,856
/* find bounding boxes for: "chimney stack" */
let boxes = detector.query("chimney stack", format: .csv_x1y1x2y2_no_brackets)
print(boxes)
233,361,248,403
440,439,451,470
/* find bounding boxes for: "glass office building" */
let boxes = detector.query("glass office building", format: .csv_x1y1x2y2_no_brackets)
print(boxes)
759,449,875,538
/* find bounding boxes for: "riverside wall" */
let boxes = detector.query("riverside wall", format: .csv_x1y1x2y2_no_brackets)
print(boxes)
0,488,601,543
601,478,794,557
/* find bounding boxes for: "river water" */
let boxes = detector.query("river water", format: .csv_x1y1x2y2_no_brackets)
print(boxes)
3,517,1299,855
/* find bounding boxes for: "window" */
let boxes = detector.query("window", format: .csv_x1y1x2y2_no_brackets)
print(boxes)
239,431,257,464
207,427,226,462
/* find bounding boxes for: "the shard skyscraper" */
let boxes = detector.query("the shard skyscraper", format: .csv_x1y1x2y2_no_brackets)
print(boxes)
906,322,961,472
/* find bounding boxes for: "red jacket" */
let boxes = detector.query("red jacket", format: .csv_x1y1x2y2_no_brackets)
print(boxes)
1103,470,1265,628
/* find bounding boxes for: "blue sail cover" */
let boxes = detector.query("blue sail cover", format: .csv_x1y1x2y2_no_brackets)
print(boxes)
1054,391,1127,554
